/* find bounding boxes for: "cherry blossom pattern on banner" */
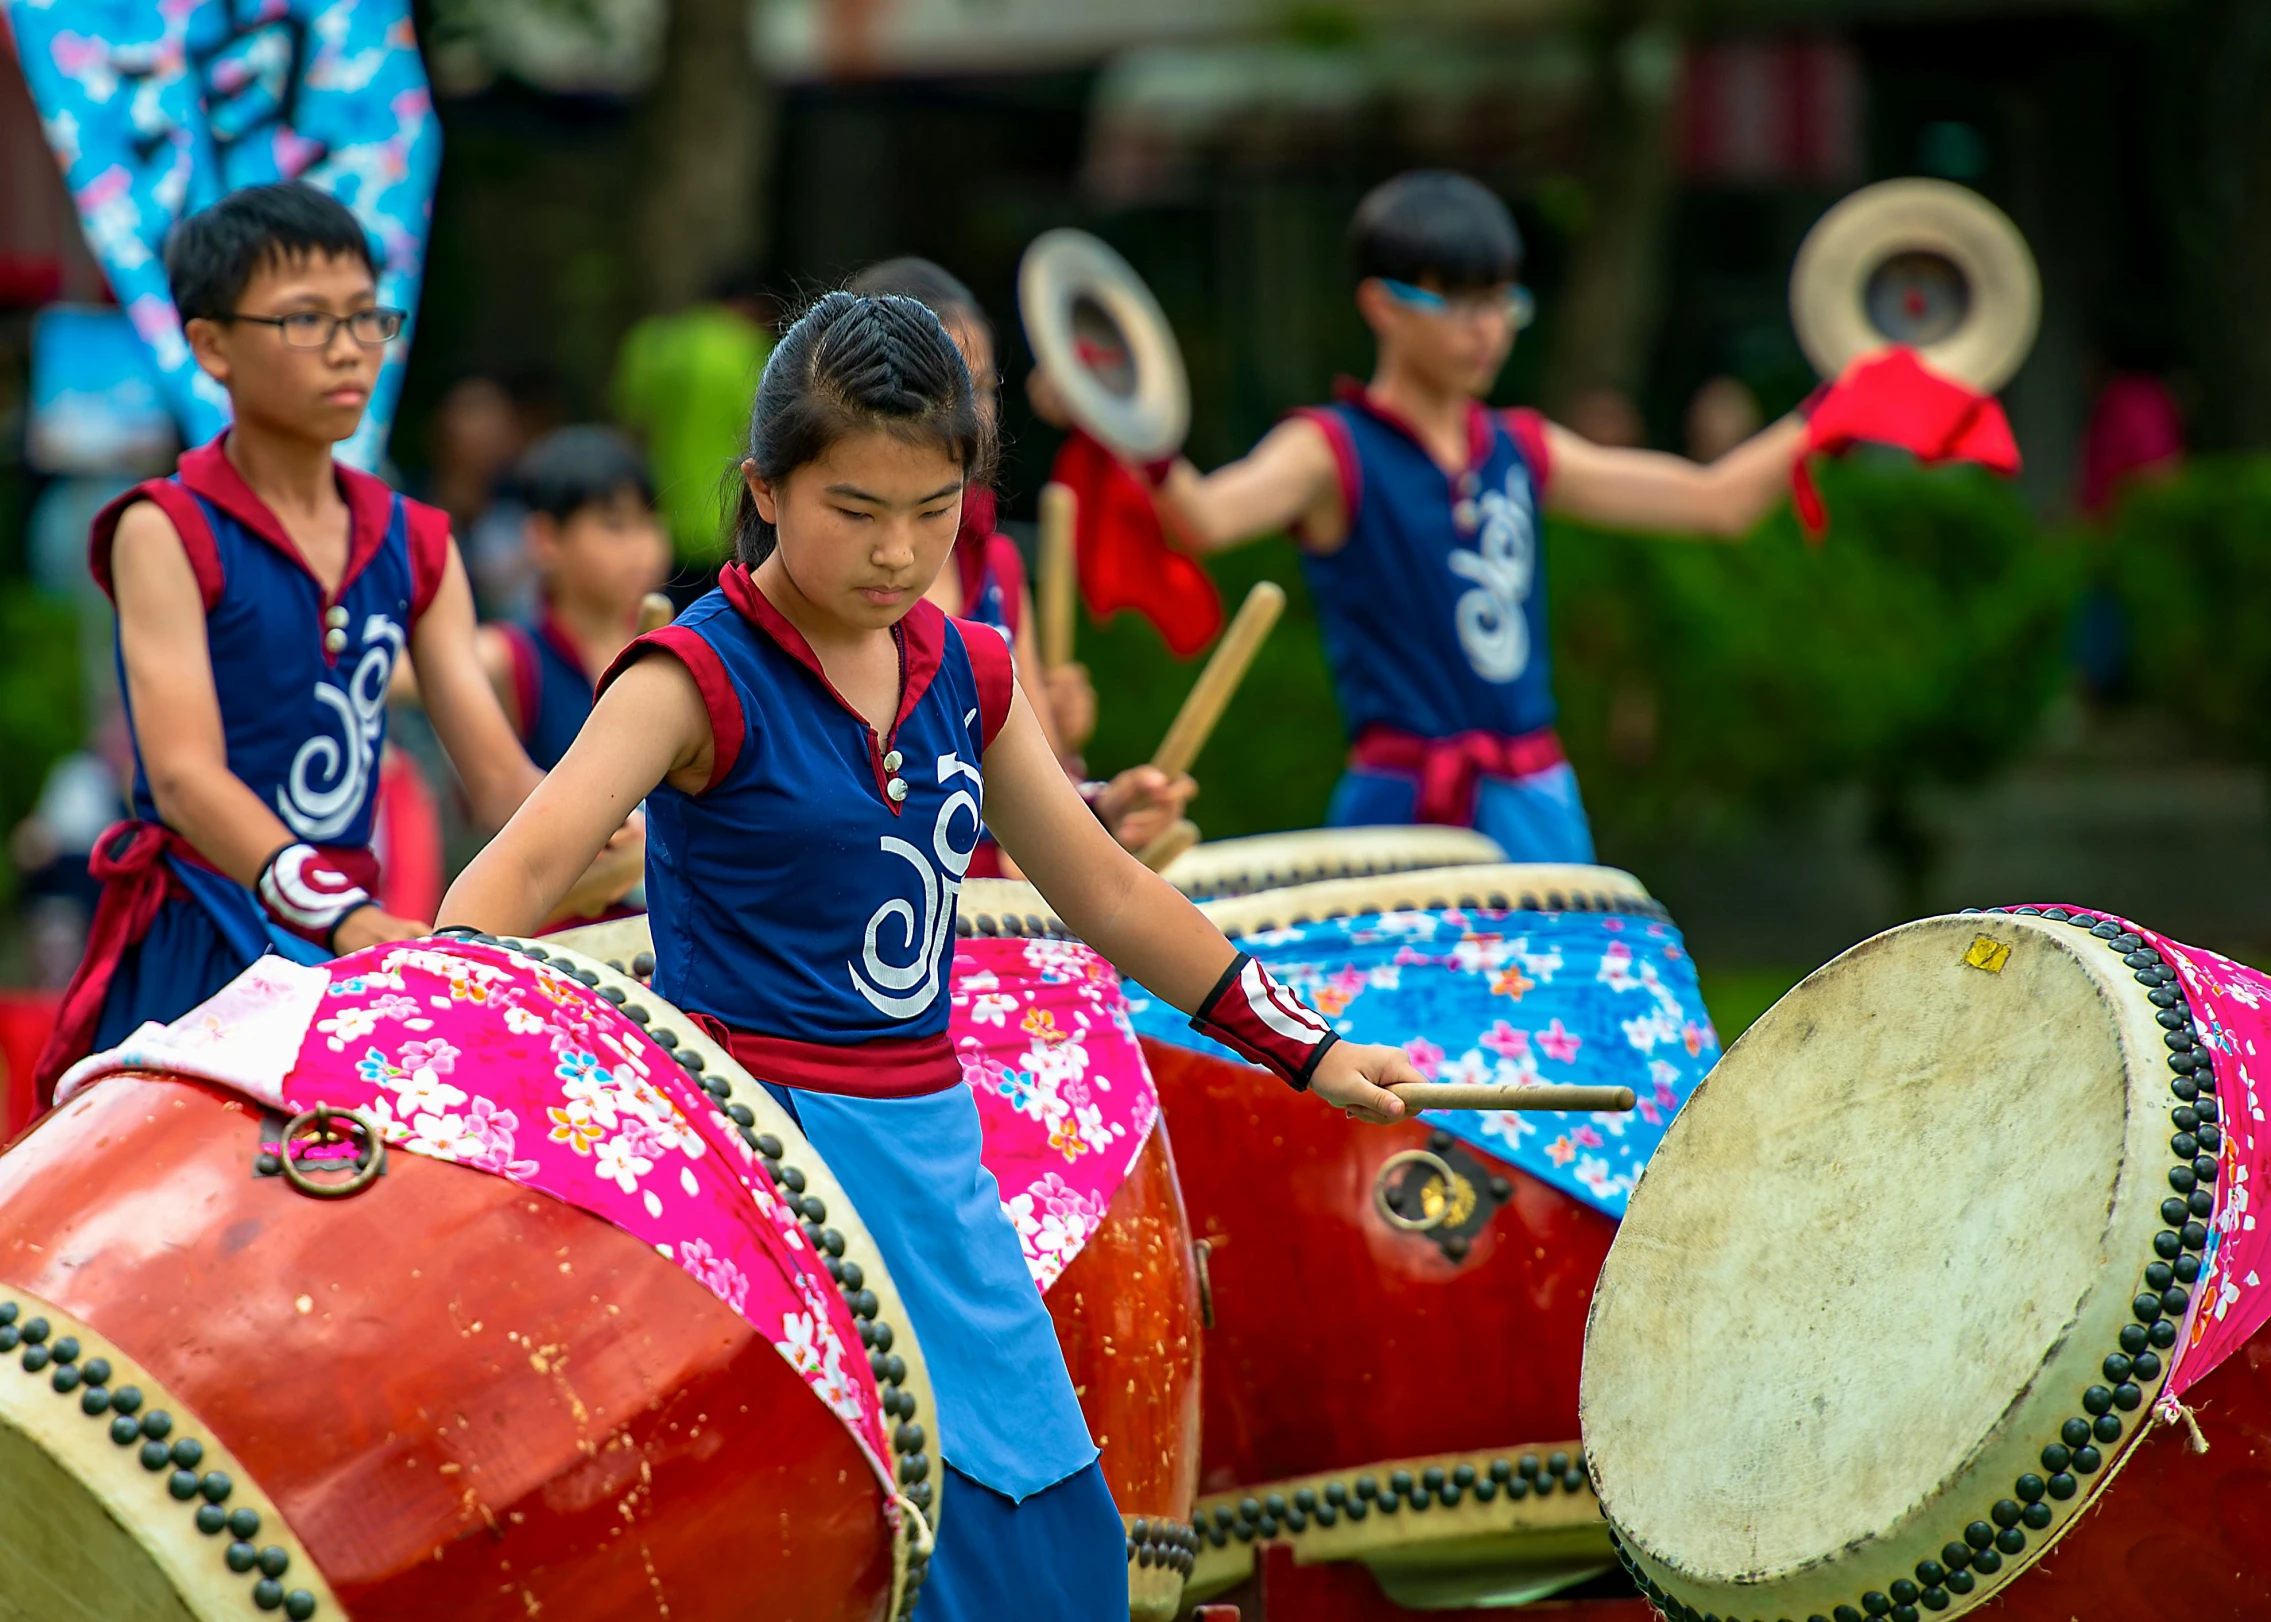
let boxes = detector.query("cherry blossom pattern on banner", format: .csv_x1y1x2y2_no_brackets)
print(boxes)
5,0,441,469
948,937,1160,1291
1125,906,1719,1219
295,940,892,1480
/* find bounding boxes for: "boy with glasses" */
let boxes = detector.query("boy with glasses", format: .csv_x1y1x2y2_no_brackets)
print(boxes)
34,182,595,1102
1153,170,1811,861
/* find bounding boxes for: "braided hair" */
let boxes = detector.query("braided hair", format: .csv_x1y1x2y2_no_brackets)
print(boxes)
729,291,994,567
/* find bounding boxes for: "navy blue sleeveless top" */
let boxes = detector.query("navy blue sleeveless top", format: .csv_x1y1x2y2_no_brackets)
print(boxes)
610,564,1015,1046
498,612,595,770
92,436,450,850
1295,388,1555,741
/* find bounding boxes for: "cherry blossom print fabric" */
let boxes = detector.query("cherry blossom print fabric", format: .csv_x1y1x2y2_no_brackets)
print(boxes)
58,940,892,1481
2081,917,2271,1411
947,937,1160,1291
1126,906,1719,1218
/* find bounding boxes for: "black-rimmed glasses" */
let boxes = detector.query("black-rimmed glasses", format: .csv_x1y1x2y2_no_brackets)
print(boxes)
221,308,407,348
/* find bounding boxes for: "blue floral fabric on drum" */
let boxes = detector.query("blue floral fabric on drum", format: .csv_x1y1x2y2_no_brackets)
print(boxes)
1127,906,1720,1219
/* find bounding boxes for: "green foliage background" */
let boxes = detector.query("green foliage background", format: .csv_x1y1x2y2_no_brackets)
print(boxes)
0,587,88,907
1076,456,2079,896
2104,457,2271,773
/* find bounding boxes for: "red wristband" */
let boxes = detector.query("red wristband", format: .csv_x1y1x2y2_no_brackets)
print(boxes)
257,842,374,949
1191,952,1338,1090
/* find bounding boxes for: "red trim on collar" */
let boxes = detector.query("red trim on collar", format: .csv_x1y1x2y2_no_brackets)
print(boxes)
496,622,541,740
174,434,398,607
1329,378,1494,476
535,609,599,693
404,498,452,625
719,562,947,815
598,625,745,794
955,618,1016,749
1499,407,1553,493
1287,405,1363,546
89,479,225,610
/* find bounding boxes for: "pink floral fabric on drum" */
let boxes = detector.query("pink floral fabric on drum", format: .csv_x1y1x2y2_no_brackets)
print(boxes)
67,940,892,1482
948,938,1159,1291
2112,919,2271,1413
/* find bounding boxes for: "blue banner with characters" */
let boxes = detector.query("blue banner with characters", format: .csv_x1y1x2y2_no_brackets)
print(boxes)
5,0,440,470
1128,905,1721,1219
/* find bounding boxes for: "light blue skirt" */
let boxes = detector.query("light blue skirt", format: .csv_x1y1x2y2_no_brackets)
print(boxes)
774,1084,1099,1501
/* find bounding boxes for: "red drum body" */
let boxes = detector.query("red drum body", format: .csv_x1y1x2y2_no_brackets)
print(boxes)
0,1077,892,1621
948,895,1206,1621
0,935,931,1622
1043,1121,1205,1621
1133,861,1707,1617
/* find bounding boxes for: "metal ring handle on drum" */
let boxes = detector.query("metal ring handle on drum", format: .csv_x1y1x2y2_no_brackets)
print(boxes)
277,1104,387,1200
1372,1149,1459,1233
887,1489,937,1620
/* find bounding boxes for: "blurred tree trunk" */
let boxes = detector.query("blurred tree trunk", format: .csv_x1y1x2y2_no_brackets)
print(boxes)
2161,0,2271,448
1541,3,1682,421
634,0,773,314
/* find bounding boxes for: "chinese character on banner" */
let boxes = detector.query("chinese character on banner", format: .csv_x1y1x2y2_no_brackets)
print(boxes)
4,0,441,470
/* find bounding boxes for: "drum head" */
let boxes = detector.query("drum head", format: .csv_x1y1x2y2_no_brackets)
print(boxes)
1583,913,2180,1618
1790,179,2040,392
1019,229,1189,462
1162,826,1507,901
1196,863,1657,940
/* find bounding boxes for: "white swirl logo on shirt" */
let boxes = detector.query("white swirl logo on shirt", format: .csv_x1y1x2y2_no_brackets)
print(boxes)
278,614,403,842
1448,469,1537,684
849,739,982,1019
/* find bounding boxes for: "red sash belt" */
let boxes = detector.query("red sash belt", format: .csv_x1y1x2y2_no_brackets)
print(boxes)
30,823,379,1110
1348,723,1568,829
685,1012,962,1099
32,821,201,1107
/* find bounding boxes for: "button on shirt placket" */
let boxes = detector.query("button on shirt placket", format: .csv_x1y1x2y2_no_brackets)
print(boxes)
322,604,349,663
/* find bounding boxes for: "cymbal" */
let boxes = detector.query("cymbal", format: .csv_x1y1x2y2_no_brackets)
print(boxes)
1790,178,2040,393
1018,228,1189,462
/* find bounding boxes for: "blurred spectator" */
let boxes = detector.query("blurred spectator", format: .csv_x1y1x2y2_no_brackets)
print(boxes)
611,271,777,572
1685,375,1764,464
10,711,128,991
2078,373,2184,518
1565,384,1647,447
426,376,535,618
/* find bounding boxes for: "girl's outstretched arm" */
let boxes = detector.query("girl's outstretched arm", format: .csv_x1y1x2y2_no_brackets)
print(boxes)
438,654,709,937
983,682,1414,1123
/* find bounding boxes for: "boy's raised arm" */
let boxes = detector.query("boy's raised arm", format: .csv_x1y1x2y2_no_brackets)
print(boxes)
1152,414,1347,555
1538,414,1809,541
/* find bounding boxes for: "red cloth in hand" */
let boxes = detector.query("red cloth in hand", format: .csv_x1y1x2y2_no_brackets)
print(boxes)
1794,347,2021,538
1048,431,1222,659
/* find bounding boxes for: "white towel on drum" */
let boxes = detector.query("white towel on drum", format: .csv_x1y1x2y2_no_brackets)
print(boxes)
54,954,330,1108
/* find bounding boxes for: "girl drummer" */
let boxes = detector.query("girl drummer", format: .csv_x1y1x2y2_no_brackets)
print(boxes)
438,290,1418,1617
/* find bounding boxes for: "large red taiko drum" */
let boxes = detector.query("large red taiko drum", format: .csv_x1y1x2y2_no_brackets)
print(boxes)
1125,850,1718,1619
1585,906,2271,1622
559,901,1210,1622
0,934,934,1622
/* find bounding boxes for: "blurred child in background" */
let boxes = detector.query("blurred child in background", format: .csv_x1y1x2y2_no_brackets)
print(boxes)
478,427,672,769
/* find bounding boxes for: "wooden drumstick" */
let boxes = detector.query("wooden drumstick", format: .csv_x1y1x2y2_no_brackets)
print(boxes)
1389,1083,1636,1113
1150,580,1285,779
637,592,675,634
1038,481,1078,670
1136,817,1200,872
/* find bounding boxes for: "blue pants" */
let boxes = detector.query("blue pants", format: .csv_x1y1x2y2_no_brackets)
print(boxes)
912,1460,1127,1621
1326,761,1596,864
